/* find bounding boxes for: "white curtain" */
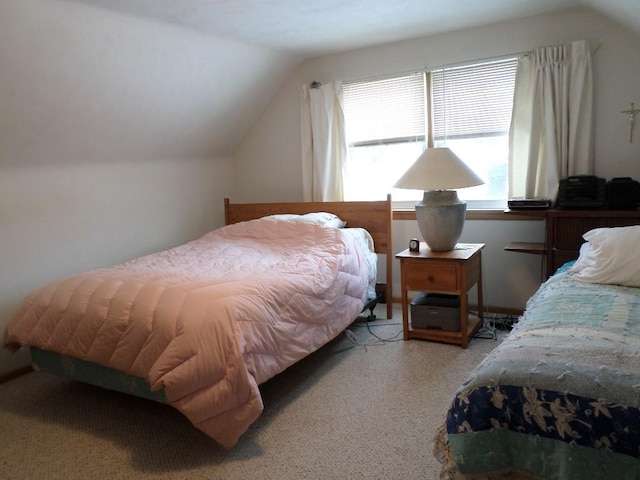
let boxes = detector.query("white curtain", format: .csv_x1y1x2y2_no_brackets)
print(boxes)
300,81,346,202
508,40,594,201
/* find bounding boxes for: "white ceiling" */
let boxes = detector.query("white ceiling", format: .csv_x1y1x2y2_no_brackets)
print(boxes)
70,0,640,55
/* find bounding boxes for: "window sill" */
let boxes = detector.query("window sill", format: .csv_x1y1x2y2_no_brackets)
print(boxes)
393,208,548,221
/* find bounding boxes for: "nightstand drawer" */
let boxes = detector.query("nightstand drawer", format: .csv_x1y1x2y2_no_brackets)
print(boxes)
404,264,457,291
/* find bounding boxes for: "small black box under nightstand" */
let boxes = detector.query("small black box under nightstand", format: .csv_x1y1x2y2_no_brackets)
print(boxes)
410,293,461,331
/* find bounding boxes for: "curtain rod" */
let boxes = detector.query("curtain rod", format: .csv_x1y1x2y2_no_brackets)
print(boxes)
432,40,598,71
426,51,525,72
342,51,524,85
342,40,597,86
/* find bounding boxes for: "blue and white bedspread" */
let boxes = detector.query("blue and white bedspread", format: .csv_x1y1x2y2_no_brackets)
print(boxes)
436,264,640,480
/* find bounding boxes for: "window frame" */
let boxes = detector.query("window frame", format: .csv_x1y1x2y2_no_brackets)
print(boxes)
342,56,518,210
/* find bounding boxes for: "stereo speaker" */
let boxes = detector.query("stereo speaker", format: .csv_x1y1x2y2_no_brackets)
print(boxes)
606,177,640,210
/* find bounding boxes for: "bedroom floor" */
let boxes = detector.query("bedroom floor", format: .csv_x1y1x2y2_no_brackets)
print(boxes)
0,305,504,480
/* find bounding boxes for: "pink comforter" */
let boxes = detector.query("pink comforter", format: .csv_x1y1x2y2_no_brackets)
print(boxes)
5,217,370,448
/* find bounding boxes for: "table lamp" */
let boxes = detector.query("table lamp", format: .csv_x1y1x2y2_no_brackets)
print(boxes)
393,147,484,251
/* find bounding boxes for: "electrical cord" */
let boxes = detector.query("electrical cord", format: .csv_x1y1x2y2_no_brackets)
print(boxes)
348,309,517,346
343,329,385,352
361,321,404,343
472,311,519,340
474,324,497,341
345,319,404,350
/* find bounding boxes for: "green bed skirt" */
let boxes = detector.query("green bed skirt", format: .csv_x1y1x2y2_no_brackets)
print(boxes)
30,347,168,404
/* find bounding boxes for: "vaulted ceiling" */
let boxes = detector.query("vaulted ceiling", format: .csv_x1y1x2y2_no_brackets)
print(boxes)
7,0,638,166
69,0,640,56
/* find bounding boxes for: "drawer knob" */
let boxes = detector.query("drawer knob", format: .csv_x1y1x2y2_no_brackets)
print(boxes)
427,274,434,282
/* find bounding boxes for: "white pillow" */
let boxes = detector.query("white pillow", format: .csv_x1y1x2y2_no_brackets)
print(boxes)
570,225,640,287
300,212,347,228
265,212,347,228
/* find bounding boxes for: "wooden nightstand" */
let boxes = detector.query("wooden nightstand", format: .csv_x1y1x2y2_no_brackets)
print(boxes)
396,243,484,349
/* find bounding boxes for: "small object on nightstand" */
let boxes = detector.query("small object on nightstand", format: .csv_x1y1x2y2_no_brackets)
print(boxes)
409,238,420,252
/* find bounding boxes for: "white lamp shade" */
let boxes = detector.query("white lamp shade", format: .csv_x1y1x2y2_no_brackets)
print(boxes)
393,147,484,191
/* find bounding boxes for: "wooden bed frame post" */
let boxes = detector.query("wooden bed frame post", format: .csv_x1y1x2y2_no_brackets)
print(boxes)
384,194,393,319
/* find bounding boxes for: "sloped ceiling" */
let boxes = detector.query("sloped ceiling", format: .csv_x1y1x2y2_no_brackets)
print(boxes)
7,0,639,165
69,0,640,55
2,0,301,164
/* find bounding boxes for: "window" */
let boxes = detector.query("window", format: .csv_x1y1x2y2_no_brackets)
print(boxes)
342,72,426,202
343,57,518,208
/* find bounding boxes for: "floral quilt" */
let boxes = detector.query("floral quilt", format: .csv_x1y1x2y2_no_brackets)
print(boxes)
437,264,640,479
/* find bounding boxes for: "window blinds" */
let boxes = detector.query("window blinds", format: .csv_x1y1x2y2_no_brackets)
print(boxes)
430,58,517,141
343,72,426,146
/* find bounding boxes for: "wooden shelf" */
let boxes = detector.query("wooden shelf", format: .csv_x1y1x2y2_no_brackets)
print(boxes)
505,210,640,279
407,315,482,345
504,242,545,255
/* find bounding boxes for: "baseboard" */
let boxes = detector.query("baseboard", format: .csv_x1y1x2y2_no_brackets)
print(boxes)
0,365,33,384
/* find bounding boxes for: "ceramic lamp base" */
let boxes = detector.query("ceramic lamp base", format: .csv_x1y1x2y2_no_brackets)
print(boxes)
415,190,466,251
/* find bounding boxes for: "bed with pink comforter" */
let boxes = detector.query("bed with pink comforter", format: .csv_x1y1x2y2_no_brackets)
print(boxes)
5,216,374,449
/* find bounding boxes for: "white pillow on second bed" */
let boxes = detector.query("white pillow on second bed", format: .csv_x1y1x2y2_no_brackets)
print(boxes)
570,225,640,287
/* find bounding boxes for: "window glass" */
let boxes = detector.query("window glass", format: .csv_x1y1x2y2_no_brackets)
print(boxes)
344,142,425,201
431,58,517,206
343,73,426,202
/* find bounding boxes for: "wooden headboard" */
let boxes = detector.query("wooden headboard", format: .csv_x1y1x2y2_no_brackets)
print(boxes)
224,195,393,319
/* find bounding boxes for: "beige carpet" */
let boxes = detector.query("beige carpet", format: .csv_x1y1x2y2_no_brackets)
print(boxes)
0,306,503,480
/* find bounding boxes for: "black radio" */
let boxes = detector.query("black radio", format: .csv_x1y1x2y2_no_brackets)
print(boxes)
556,175,606,209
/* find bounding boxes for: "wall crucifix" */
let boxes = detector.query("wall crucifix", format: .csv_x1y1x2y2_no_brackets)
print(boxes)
622,102,640,143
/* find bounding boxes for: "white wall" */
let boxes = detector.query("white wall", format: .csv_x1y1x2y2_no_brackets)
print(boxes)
0,0,297,376
235,7,640,310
